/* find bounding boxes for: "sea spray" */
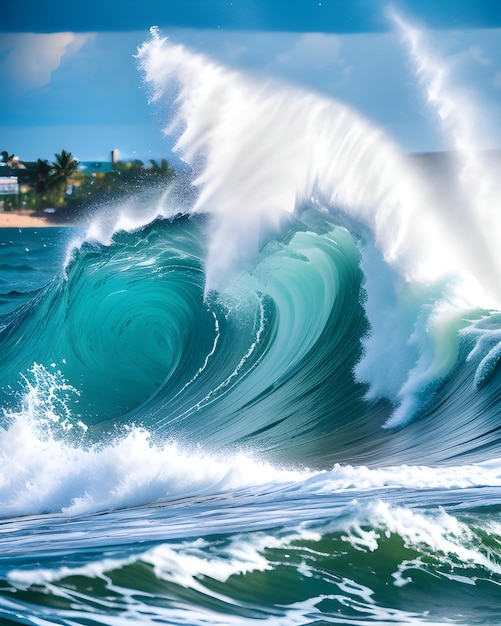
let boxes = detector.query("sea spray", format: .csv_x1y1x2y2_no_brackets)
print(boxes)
137,28,501,427
1,12,501,626
0,11,501,626
138,29,451,293
0,367,306,517
137,26,500,304
392,11,501,305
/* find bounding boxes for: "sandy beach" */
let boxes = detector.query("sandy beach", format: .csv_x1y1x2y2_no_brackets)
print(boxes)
0,212,69,228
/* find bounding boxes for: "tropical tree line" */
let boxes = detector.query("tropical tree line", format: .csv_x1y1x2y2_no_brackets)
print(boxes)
33,150,80,209
1,149,176,218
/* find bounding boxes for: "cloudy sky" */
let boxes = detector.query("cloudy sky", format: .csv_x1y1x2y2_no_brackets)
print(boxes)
1,0,501,163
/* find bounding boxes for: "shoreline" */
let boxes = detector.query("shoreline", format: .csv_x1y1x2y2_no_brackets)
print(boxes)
0,211,73,228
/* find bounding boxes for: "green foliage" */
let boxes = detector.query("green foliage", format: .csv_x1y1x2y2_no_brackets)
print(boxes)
149,158,176,179
48,150,79,207
5,151,177,219
51,150,78,184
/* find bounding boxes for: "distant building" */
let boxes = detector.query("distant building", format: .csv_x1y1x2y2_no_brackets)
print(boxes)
0,176,19,195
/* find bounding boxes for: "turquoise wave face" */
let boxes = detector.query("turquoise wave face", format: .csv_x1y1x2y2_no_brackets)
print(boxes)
0,218,212,423
0,213,500,626
1,214,501,470
3,22,501,626
0,217,379,460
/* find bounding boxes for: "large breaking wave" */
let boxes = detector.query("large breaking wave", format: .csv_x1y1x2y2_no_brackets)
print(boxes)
0,16,501,519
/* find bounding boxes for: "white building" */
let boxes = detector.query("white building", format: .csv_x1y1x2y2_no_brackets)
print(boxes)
0,176,19,195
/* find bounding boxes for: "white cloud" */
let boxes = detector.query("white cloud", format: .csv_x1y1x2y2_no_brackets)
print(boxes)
266,33,352,87
0,32,95,93
270,33,345,70
453,44,491,67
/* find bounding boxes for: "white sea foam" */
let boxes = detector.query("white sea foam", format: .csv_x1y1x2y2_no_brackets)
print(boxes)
138,27,501,302
6,528,315,589
361,501,501,575
2,366,501,518
136,26,501,427
0,420,302,517
7,498,501,602
0,365,304,517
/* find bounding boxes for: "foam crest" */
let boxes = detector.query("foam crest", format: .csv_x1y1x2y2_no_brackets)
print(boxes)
313,460,501,492
361,501,501,575
138,29,470,296
0,366,307,517
0,424,303,518
137,27,501,426
6,529,316,593
67,184,180,255
2,361,501,519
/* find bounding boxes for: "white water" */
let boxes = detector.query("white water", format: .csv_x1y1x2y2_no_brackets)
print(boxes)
137,25,501,426
2,364,501,518
138,27,500,303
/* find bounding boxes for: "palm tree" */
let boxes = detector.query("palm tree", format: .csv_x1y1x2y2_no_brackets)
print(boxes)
149,158,176,180
50,149,78,186
49,150,79,205
35,159,52,194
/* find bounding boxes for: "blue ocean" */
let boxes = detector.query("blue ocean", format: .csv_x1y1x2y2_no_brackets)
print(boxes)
1,25,501,626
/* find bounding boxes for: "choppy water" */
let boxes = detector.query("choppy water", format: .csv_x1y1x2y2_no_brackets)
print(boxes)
1,18,501,626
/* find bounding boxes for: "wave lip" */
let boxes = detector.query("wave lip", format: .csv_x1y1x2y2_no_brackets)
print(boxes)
137,27,501,432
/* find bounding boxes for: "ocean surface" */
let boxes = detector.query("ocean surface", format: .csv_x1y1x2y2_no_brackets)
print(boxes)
1,24,501,626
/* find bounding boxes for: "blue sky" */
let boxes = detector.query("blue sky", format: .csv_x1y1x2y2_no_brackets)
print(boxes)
1,0,501,163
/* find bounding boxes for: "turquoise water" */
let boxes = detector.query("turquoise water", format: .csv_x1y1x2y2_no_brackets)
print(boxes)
1,27,501,626
0,215,500,626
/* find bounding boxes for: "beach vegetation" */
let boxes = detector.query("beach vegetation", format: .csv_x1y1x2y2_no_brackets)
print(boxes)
0,148,177,222
49,150,79,206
